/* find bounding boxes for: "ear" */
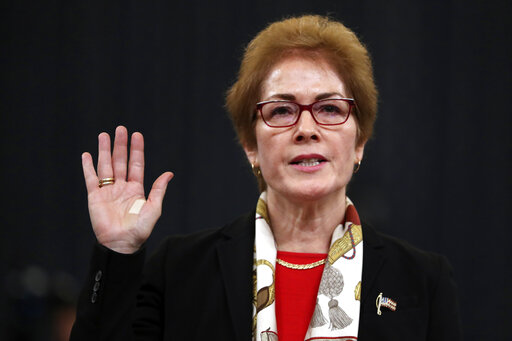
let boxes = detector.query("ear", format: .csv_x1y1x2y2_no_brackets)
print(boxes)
243,144,258,166
355,139,366,162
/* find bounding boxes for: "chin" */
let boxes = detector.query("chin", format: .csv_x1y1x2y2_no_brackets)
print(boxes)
282,182,343,203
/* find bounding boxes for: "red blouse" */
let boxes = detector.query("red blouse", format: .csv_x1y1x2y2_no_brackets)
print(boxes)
275,251,327,341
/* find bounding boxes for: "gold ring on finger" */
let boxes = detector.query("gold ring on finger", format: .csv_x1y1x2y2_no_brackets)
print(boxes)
99,177,116,188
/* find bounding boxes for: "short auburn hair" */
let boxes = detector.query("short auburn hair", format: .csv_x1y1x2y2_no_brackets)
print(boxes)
226,15,378,190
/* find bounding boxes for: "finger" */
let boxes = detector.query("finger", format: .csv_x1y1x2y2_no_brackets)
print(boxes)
146,172,174,214
127,132,145,184
97,132,113,179
112,126,128,181
130,172,172,245
82,152,99,194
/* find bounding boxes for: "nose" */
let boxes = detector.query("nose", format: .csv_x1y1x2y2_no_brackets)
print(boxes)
294,109,319,142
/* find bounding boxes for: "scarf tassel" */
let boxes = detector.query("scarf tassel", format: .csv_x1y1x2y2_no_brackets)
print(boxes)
310,298,328,328
260,329,279,341
328,299,352,330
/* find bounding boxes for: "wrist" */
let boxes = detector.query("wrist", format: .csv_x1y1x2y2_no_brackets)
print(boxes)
101,240,142,254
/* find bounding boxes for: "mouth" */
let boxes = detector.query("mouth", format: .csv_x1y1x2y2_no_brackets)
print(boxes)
290,154,327,167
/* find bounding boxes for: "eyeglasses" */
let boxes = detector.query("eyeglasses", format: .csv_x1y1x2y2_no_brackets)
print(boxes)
255,98,355,128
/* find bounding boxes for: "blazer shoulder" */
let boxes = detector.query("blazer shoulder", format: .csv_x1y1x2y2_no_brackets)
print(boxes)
147,210,255,264
364,223,453,281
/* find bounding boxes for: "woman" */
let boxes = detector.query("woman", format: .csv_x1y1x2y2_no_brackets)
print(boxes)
71,15,461,340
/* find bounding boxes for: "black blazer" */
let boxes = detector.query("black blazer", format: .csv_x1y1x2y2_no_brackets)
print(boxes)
70,211,462,340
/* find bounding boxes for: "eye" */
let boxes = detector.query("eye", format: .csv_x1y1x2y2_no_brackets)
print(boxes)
318,104,343,115
270,104,295,116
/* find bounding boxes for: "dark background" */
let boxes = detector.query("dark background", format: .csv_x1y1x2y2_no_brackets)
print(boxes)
1,0,511,340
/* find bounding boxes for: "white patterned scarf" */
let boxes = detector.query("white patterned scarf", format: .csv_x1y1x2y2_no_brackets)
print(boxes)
252,192,363,341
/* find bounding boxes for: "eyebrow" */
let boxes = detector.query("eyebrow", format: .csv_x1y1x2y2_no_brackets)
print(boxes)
265,92,346,101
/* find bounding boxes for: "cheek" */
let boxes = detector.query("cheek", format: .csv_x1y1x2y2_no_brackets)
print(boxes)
254,127,277,165
332,132,359,166
334,146,355,169
258,137,281,169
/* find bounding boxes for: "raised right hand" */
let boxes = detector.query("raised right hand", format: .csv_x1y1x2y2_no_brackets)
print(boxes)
81,126,173,254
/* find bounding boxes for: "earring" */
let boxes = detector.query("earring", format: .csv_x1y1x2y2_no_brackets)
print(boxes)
251,163,262,176
353,159,361,174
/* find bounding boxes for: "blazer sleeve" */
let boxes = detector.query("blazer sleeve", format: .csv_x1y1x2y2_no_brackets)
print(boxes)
70,242,167,341
427,255,463,341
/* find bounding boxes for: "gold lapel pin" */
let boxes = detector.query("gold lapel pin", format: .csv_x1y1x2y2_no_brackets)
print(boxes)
376,292,397,315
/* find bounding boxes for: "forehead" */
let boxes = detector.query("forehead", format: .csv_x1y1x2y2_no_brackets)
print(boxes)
260,54,348,100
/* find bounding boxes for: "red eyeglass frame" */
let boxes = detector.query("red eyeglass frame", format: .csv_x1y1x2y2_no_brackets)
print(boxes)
255,98,356,128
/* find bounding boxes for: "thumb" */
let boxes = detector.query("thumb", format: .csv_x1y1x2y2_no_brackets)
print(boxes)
145,171,174,216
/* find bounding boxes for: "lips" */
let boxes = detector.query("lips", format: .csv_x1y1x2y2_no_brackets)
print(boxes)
290,154,327,167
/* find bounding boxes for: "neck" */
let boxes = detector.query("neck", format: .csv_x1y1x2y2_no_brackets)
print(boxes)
266,189,346,254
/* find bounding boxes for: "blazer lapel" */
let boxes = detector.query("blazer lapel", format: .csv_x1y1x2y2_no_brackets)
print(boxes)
360,224,386,305
216,212,255,341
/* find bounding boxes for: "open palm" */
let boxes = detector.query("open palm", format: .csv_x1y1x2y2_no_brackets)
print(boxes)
82,126,173,254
